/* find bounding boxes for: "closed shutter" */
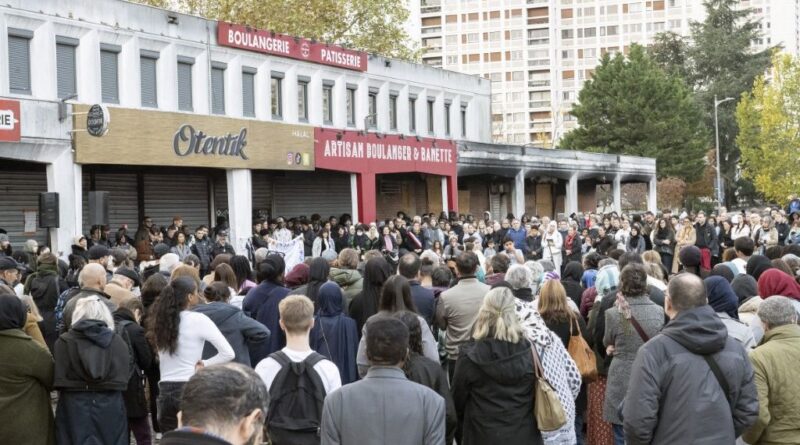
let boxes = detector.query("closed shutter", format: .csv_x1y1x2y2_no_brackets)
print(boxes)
177,60,193,111
251,172,273,219
213,174,228,221
8,32,32,94
0,166,48,246
143,173,209,230
211,65,225,114
489,193,501,220
56,39,78,99
242,70,255,117
140,52,158,107
273,171,351,219
100,48,119,103
82,172,139,238
414,178,428,215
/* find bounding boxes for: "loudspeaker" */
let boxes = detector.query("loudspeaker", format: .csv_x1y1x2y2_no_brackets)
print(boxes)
88,191,109,226
39,192,60,228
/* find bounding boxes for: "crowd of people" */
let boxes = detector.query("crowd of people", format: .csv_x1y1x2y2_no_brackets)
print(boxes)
0,198,799,445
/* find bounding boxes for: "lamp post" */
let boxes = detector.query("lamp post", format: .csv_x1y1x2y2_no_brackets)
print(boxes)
714,95,734,214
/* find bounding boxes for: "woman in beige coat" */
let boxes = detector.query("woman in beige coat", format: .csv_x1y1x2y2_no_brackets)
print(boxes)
673,215,696,273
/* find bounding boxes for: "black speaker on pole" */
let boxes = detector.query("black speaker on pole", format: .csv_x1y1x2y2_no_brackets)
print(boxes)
88,191,110,226
39,192,60,228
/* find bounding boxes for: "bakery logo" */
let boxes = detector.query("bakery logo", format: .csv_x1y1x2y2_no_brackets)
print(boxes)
300,41,310,58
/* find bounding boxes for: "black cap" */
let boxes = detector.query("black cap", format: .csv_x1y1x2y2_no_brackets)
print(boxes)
114,267,140,287
218,230,229,237
0,256,26,271
88,245,110,260
153,243,170,259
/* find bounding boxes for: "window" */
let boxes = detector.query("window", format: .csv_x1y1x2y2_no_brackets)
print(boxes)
389,94,398,130
297,77,309,122
561,49,573,59
427,98,435,134
100,44,120,104
606,4,618,14
460,105,467,138
140,50,159,108
56,37,78,99
582,27,597,38
271,72,283,119
445,35,458,45
242,67,256,118
446,55,459,65
177,57,194,111
509,30,523,40
346,85,356,126
8,29,32,94
466,33,479,43
210,63,226,115
322,81,334,125
509,50,524,61
409,95,417,132
561,29,574,39
487,31,501,42
368,89,378,128
444,101,451,136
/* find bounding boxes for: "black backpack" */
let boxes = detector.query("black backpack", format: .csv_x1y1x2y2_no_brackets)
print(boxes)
267,351,327,445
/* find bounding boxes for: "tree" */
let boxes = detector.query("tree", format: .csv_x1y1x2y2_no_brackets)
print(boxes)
559,44,708,180
650,0,774,205
656,177,687,211
133,0,419,60
736,53,800,205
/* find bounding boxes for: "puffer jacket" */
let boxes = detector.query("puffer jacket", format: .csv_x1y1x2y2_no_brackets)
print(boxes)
622,305,759,445
191,238,213,272
742,324,800,445
329,267,363,313
193,301,270,366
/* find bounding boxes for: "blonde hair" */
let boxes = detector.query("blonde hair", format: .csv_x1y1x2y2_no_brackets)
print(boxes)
472,288,523,343
642,250,661,265
538,279,572,323
20,294,42,322
72,296,114,329
279,294,315,334
171,265,201,287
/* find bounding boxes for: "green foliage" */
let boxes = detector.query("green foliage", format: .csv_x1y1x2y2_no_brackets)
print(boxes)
133,0,419,61
737,53,800,206
559,45,708,180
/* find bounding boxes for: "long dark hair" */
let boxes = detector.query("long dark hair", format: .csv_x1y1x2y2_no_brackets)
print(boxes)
360,257,394,319
379,275,418,313
393,310,423,355
229,255,252,290
306,257,331,308
146,276,197,354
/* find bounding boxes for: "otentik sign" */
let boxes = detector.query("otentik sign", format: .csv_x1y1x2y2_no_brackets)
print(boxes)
218,22,368,72
314,128,457,176
0,99,21,142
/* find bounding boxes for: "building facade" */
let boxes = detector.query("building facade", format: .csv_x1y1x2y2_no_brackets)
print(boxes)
417,0,798,146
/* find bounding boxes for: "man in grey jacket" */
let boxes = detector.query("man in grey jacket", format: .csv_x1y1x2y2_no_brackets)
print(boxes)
622,273,759,444
321,316,445,445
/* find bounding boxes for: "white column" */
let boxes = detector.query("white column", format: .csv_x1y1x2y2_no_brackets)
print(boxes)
512,169,525,218
441,176,449,214
47,149,81,259
226,169,252,255
612,173,622,213
648,176,658,214
566,173,579,215
350,173,360,223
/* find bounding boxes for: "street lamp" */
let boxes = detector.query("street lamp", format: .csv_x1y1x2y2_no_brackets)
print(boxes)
714,95,734,214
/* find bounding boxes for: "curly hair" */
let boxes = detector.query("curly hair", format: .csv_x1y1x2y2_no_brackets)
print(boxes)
146,276,196,354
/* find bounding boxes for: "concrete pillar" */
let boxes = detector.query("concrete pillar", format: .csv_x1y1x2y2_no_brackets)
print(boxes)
47,149,81,258
566,173,579,216
441,176,449,214
648,176,658,214
226,169,252,255
512,169,525,218
612,173,622,213
350,173,360,223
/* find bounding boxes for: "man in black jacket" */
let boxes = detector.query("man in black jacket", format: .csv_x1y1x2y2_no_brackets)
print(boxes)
114,298,153,445
622,273,758,444
694,211,718,271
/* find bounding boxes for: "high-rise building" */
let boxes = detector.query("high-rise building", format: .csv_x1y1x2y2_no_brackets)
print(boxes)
417,0,798,146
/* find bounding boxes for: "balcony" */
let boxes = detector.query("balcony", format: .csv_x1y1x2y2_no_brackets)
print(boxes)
529,100,551,109
421,0,441,14
528,80,551,88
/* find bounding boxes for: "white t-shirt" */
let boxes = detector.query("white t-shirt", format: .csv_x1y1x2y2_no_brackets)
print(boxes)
158,311,235,382
731,258,748,275
255,346,342,395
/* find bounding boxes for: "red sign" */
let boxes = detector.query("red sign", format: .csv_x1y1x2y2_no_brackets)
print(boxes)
314,128,457,176
218,22,368,72
0,99,21,142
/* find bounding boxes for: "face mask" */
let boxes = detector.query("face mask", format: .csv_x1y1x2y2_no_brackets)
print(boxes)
357,231,363,236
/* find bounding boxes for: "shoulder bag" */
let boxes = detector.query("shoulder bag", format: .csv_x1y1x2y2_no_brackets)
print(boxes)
568,315,598,382
531,346,568,432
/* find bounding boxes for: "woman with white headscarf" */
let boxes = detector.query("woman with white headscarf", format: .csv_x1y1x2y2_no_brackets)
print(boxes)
543,221,564,273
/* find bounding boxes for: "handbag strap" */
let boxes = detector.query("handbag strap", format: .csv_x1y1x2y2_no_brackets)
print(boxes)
530,346,545,380
702,354,733,409
628,315,650,343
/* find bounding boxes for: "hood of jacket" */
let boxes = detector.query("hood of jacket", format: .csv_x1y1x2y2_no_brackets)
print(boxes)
317,282,345,317
465,337,532,384
562,261,583,282
738,296,763,314
72,318,115,348
661,305,727,355
330,267,362,287
194,302,240,326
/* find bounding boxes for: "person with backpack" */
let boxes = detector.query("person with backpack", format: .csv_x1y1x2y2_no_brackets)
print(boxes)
255,294,341,445
22,252,65,351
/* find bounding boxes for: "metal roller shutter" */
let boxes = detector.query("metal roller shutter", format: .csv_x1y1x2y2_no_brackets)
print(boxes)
213,174,228,222
143,172,209,230
100,48,119,103
272,170,351,219
0,166,48,247
8,32,31,94
56,41,77,99
251,171,273,219
82,172,139,238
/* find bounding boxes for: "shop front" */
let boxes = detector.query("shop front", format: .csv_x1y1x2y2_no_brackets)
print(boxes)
73,105,313,252
314,128,458,223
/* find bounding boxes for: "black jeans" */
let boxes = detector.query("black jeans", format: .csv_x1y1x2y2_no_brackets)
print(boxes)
157,381,185,433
